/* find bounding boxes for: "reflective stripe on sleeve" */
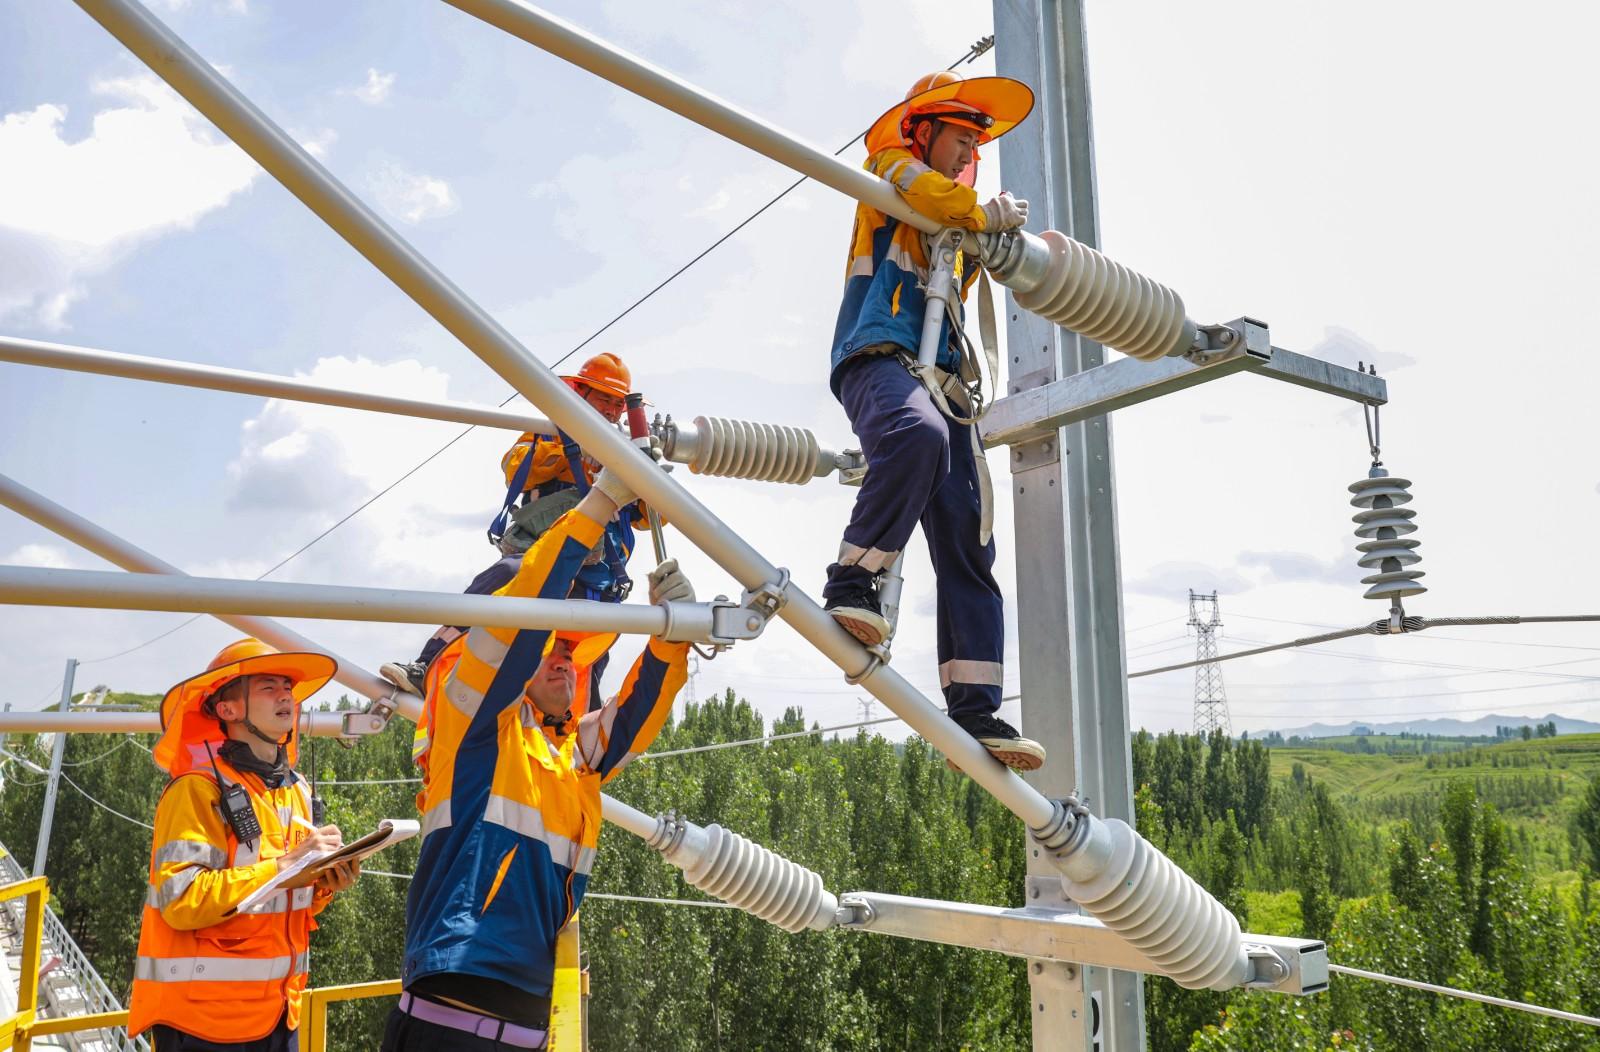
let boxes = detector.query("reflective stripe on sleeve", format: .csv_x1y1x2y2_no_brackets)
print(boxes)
153,839,226,869
146,869,199,911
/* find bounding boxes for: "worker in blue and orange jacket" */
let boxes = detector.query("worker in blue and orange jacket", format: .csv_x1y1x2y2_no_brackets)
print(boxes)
823,71,1046,771
382,461,692,1051
380,352,655,701
127,638,360,1051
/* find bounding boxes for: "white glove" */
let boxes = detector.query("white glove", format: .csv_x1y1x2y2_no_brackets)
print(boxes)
590,467,637,510
648,559,695,605
982,191,1028,231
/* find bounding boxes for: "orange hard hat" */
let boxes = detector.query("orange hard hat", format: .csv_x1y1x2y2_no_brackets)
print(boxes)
154,638,336,775
864,71,1035,157
562,353,631,401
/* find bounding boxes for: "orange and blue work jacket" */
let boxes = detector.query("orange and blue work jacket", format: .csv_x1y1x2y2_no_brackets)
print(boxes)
127,759,330,1042
402,504,689,1000
829,146,989,396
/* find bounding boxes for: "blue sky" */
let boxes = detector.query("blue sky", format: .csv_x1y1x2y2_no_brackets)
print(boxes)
3,0,1599,737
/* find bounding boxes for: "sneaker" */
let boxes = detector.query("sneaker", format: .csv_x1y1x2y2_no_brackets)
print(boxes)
379,660,427,698
825,587,891,647
956,714,1046,771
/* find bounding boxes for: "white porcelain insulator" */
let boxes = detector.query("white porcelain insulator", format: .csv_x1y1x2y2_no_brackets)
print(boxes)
1349,473,1427,600
1011,230,1190,362
675,823,838,933
1057,817,1250,990
689,416,822,486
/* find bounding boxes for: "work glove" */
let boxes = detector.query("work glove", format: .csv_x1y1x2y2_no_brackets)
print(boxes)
648,559,695,605
982,191,1028,231
591,466,637,510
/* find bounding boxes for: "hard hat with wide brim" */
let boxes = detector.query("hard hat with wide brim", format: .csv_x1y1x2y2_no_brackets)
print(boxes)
864,75,1035,157
155,644,336,775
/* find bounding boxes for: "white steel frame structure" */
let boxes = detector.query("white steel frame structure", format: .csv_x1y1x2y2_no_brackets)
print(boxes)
0,0,1398,1046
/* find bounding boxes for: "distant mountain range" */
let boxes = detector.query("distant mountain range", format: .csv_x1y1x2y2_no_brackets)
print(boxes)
1263,713,1600,739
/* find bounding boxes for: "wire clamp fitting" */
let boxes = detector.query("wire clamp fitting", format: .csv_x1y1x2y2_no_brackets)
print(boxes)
741,567,791,623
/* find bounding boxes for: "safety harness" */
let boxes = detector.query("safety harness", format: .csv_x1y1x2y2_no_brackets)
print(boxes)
487,430,632,602
900,233,1001,546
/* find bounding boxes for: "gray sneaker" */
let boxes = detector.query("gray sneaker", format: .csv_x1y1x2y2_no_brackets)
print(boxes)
957,714,1046,771
379,660,427,698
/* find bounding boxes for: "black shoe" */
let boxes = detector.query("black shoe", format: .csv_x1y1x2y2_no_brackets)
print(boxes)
955,714,1046,771
824,587,891,647
380,660,427,698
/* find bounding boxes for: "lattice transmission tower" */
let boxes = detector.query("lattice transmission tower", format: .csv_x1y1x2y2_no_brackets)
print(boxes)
1188,591,1231,737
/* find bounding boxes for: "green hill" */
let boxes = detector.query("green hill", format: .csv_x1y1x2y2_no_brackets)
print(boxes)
1271,732,1600,872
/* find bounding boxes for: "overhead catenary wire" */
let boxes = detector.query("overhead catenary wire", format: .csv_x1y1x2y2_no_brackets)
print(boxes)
57,770,154,831
1327,963,1600,1028
1227,611,1600,653
1130,616,1600,679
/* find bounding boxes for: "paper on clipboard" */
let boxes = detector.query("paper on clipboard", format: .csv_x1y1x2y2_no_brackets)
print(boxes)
234,818,419,914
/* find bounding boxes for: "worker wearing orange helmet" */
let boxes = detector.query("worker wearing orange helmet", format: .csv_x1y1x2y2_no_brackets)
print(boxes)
127,639,359,1051
822,71,1045,771
495,351,655,607
382,353,652,701
384,465,693,1051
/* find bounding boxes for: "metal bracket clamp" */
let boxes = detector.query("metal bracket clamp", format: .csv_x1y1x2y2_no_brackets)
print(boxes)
835,449,868,487
658,573,790,650
833,893,876,928
1187,316,1272,366
740,567,791,623
336,687,402,740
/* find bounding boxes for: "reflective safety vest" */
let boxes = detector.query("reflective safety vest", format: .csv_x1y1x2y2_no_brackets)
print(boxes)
127,756,329,1042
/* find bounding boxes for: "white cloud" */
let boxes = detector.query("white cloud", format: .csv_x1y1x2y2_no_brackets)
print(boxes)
0,74,260,328
4,544,88,570
346,68,397,105
369,161,459,224
300,128,338,160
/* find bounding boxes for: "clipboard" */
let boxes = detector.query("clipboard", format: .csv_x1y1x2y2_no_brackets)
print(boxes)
234,818,419,914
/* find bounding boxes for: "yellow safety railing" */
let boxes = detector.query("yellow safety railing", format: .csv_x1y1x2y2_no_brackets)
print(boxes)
1,878,586,1051
0,877,46,1052
302,978,402,1052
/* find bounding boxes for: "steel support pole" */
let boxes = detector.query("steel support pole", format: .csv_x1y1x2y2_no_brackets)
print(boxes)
69,0,1061,832
0,335,556,436
994,2,1144,1048
32,659,76,878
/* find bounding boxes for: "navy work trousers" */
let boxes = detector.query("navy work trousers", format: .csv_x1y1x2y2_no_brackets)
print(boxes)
823,352,1004,723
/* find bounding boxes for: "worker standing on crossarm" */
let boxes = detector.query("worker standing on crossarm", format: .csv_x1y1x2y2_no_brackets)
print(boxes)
822,71,1046,771
380,352,655,702
127,639,360,1051
385,460,694,1051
